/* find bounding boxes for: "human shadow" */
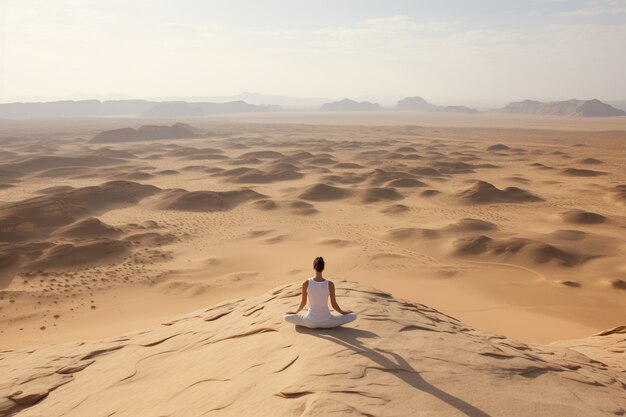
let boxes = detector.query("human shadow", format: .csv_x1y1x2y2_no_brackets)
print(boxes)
296,325,492,417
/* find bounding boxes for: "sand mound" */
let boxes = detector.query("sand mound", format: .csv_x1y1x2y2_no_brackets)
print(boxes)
559,280,582,288
306,156,336,165
155,170,179,176
611,185,626,204
561,168,607,177
453,235,589,267
387,227,440,241
25,239,130,270
386,178,427,188
358,187,404,203
34,167,95,178
288,200,318,215
334,162,363,169
395,146,417,153
366,169,417,186
444,218,498,233
298,184,353,202
1,156,123,173
420,189,440,198
153,189,266,212
0,181,159,241
387,218,496,244
109,171,155,181
431,161,475,174
2,281,624,417
252,199,278,211
123,232,177,246
560,210,607,225
549,229,588,241
381,204,410,214
166,147,225,159
321,174,366,185
91,123,199,143
456,181,543,204
487,144,510,151
239,151,284,159
35,186,75,195
217,166,303,184
578,158,603,165
611,280,626,290
408,167,442,177
51,217,122,239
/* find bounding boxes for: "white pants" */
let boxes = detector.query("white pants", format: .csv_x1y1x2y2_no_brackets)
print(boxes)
283,312,357,329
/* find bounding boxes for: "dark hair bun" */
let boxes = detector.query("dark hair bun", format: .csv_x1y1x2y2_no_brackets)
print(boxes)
313,256,325,272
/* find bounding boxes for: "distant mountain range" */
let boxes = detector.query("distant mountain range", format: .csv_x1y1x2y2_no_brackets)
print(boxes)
395,97,479,113
320,99,384,111
0,99,279,118
500,99,625,117
320,96,478,113
1,96,624,118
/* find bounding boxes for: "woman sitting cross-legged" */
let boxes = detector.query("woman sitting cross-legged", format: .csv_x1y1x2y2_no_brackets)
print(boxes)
283,256,357,329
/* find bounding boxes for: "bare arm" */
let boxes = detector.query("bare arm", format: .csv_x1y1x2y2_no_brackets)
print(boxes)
286,280,308,314
329,281,352,315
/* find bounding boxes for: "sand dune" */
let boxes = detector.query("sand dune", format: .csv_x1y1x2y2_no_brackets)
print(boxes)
358,187,404,203
561,168,607,177
0,156,124,174
561,209,607,225
298,184,354,201
24,239,130,270
123,232,177,246
366,169,417,186
380,204,410,214
444,218,498,232
239,150,285,159
91,123,199,143
216,166,303,184
456,181,543,204
2,115,626,410
321,173,366,185
578,157,603,165
611,185,626,204
252,199,279,211
420,189,441,197
487,144,511,151
51,217,122,239
288,200,318,215
387,218,497,242
151,188,266,211
388,227,441,241
452,235,590,267
386,178,427,187
1,281,624,417
0,181,159,241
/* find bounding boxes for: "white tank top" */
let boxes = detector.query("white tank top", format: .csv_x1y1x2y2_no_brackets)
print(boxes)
307,278,332,321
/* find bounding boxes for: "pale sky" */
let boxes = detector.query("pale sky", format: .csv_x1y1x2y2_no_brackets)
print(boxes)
1,0,626,103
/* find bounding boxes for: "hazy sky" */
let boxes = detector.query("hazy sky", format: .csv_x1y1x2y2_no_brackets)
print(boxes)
1,0,626,103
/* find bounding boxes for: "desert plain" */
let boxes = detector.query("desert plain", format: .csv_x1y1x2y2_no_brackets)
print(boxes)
1,112,626,416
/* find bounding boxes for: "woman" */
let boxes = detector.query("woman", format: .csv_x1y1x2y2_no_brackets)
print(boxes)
283,256,357,328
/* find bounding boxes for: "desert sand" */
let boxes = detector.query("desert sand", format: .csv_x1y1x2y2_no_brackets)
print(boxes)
2,280,626,416
1,112,625,415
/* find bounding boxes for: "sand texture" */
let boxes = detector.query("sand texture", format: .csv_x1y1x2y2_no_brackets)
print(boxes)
1,280,625,417
0,112,626,415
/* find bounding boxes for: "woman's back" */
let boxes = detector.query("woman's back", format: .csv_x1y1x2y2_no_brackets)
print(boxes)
307,278,332,321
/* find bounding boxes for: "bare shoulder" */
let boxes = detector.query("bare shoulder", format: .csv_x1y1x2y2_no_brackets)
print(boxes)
328,280,335,289
302,279,309,288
